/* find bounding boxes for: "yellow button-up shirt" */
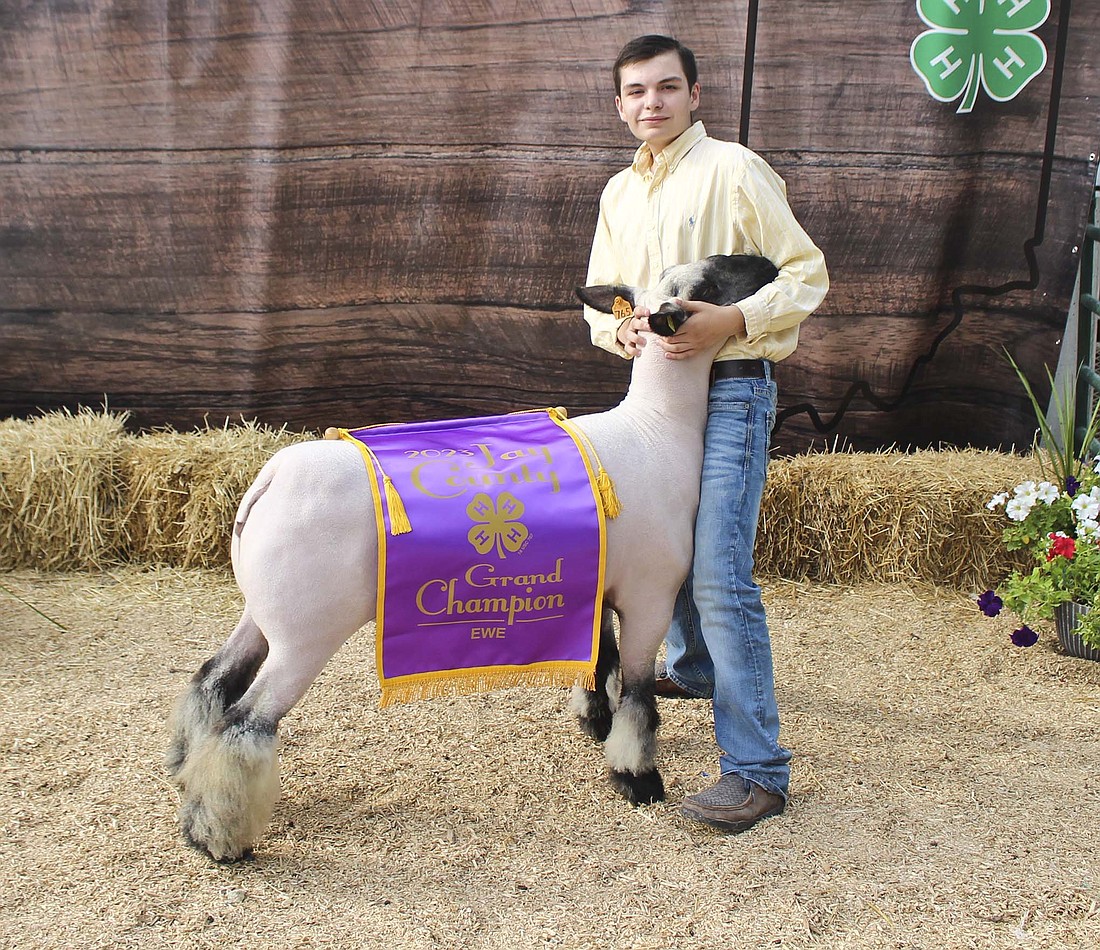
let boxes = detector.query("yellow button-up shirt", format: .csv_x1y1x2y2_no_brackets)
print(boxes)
584,121,828,362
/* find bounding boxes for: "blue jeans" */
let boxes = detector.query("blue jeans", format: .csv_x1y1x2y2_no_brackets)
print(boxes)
664,367,792,799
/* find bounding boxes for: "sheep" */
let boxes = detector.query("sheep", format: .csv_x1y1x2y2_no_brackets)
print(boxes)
166,253,778,861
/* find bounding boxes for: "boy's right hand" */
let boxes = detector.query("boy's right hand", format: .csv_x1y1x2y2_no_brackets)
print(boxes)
617,308,651,357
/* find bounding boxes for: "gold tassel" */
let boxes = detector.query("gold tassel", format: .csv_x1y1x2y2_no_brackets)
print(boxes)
547,407,622,520
383,475,412,535
336,428,413,536
595,468,622,519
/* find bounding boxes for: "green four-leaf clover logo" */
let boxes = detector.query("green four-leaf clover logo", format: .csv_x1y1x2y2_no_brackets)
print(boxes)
911,0,1050,114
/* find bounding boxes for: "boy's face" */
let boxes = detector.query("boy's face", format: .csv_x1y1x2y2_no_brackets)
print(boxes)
615,50,700,154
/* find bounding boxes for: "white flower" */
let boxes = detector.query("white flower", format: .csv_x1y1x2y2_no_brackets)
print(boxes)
1014,480,1039,499
987,492,1009,510
1072,486,1100,522
1078,519,1100,542
1036,481,1060,504
1006,496,1034,521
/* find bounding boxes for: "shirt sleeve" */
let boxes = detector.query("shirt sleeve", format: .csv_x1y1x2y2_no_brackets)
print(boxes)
583,189,633,359
731,157,829,343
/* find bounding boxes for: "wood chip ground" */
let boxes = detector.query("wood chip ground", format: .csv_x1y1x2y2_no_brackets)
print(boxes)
2,568,1097,949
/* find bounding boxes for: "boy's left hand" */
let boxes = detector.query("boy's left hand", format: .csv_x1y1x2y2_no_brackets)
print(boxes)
655,299,746,360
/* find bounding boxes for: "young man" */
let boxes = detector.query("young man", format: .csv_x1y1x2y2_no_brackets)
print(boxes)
584,35,828,832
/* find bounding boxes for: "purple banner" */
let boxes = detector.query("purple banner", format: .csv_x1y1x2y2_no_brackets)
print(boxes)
346,410,604,705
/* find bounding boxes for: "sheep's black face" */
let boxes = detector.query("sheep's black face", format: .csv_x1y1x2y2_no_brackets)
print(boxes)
634,254,780,337
576,254,778,337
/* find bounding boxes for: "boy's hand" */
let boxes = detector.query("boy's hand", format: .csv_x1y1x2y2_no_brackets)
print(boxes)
655,299,746,360
616,307,652,357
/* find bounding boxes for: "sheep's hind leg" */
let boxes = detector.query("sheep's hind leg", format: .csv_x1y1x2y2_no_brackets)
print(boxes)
173,635,341,862
570,607,620,741
175,706,279,862
166,609,269,778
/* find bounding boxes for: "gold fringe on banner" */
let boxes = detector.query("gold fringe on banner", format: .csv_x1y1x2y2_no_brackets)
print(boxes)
379,666,598,709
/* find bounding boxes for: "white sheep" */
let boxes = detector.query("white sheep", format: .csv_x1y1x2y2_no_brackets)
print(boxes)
166,254,778,861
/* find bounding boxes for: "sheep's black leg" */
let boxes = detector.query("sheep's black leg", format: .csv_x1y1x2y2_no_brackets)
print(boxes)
174,703,279,863
167,610,268,777
602,609,666,805
605,678,665,804
570,607,620,742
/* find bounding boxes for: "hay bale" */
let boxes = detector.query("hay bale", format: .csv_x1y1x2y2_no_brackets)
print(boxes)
0,408,131,570
0,408,1051,587
123,421,311,567
757,448,1037,587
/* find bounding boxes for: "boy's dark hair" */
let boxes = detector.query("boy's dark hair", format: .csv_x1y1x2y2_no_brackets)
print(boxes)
613,35,698,94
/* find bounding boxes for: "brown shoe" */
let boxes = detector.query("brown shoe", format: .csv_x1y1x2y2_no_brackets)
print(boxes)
654,660,704,700
681,774,785,833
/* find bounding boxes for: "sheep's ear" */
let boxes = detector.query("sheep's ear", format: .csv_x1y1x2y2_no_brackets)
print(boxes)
575,284,635,314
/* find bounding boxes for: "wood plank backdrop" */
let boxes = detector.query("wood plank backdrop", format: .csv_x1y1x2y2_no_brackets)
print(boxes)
1,0,1097,452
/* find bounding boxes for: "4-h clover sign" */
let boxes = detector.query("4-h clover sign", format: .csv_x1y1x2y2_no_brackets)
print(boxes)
466,491,529,559
910,0,1050,114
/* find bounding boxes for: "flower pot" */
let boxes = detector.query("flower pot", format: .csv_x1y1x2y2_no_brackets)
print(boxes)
1053,602,1100,662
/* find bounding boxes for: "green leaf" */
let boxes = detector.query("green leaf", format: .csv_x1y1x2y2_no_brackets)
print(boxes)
983,0,1051,33
981,33,1047,102
912,32,979,105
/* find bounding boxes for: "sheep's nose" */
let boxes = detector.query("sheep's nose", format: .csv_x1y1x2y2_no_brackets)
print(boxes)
649,305,687,336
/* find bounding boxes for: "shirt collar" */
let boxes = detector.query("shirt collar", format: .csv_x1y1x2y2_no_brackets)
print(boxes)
630,121,707,177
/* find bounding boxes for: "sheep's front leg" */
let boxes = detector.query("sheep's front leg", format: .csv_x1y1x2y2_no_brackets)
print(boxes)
602,610,667,804
570,607,621,741
605,680,663,804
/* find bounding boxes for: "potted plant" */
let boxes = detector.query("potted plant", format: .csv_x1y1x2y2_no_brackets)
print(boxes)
979,356,1100,660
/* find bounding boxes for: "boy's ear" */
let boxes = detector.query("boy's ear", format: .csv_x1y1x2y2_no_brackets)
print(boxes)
575,284,635,314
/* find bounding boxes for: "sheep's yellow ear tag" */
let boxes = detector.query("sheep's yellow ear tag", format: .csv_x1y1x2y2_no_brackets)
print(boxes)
612,296,633,320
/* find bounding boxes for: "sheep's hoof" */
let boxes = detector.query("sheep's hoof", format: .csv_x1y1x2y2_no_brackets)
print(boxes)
185,834,255,865
181,825,255,864
178,799,257,864
610,768,666,805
